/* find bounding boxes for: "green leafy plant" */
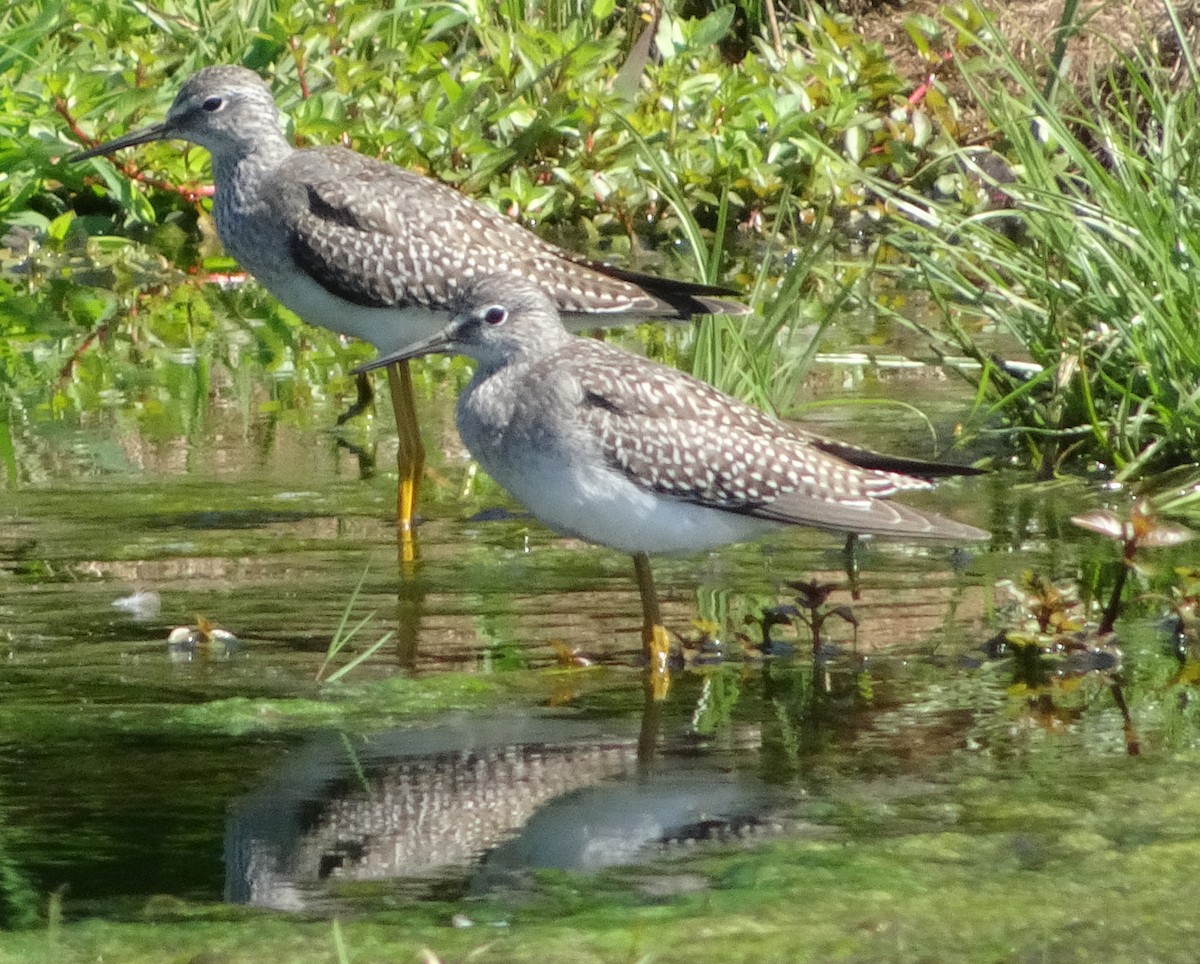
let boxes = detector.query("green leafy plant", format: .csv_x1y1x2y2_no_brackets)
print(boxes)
872,3,1200,500
3,1,977,429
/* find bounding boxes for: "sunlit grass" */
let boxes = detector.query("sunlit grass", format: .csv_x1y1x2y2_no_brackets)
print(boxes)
871,4,1200,514
315,565,396,684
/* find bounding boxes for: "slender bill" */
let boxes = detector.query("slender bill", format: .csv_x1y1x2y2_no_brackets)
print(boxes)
70,120,177,162
352,329,458,374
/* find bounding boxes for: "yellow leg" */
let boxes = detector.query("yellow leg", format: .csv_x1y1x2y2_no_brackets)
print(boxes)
632,551,671,701
386,360,425,561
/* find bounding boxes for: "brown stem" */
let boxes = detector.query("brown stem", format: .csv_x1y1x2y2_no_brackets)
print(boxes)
290,37,310,99
1109,679,1140,756
764,0,784,58
56,320,110,386
1098,541,1136,635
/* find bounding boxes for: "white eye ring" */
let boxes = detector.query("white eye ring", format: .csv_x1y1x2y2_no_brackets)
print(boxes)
202,96,224,112
482,305,508,326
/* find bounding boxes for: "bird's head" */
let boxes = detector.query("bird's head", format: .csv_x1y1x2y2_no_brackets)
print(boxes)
71,65,283,163
355,274,572,374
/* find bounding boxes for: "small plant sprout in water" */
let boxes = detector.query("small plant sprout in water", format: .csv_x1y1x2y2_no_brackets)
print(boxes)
988,573,1139,756
1072,498,1196,636
996,572,1084,639
166,615,239,661
989,572,1094,680
316,566,395,684
755,581,858,658
790,580,859,656
750,605,799,658
981,498,1195,757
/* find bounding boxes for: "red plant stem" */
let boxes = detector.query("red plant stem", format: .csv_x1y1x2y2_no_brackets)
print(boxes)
57,98,214,200
56,315,117,387
290,37,310,99
908,51,954,106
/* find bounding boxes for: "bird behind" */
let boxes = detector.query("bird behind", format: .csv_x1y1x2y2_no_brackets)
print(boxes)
71,65,748,355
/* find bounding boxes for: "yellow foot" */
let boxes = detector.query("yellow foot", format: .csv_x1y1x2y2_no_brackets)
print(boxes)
643,622,672,702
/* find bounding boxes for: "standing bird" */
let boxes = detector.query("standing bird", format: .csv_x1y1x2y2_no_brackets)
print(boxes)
69,65,745,546
357,274,989,691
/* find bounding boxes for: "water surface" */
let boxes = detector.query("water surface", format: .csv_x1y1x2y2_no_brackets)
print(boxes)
2,300,1197,962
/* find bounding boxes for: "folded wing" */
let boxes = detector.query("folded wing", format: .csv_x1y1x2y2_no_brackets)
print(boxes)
269,148,745,320
566,341,986,541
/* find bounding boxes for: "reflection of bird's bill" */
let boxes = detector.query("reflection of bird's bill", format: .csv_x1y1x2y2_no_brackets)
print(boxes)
353,329,456,374
70,121,177,162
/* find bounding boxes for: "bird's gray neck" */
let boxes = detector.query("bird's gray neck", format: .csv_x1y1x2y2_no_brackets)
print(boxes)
210,135,294,262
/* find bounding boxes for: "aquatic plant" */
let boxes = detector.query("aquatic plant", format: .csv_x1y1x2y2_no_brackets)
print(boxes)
316,565,396,684
872,4,1200,503
1072,499,1195,631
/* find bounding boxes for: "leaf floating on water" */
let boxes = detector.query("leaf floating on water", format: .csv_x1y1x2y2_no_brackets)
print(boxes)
1070,509,1126,540
167,617,240,660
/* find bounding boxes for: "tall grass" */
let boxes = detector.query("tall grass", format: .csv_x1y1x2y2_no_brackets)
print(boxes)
619,109,840,414
871,5,1200,513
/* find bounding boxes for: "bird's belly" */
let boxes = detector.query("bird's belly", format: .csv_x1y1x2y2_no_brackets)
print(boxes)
478,446,781,555
252,268,446,353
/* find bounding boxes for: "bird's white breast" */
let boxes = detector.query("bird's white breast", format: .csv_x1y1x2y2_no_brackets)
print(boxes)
458,371,780,555
474,441,780,554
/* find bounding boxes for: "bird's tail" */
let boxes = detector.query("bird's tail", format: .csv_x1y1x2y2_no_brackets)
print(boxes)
587,261,750,318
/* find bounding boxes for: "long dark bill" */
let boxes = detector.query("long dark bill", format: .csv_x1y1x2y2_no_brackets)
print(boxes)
352,330,457,375
70,121,176,163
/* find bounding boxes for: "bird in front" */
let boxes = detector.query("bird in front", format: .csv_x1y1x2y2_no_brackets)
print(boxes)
356,274,989,693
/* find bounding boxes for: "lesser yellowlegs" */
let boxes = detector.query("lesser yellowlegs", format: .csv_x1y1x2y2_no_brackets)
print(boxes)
70,65,746,544
356,274,989,690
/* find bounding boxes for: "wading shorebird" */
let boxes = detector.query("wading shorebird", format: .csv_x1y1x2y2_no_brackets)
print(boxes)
70,65,746,547
356,274,989,694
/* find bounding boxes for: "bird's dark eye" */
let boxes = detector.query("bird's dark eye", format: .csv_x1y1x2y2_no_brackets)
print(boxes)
482,306,508,326
202,96,224,112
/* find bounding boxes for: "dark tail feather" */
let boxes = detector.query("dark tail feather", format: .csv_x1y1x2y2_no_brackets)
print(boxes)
804,435,986,480
589,261,750,317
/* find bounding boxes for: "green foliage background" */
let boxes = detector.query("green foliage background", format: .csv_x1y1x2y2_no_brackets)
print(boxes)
0,0,957,429
3,0,1200,502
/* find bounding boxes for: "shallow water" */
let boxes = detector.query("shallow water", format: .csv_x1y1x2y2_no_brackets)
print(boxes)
3,307,1199,960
